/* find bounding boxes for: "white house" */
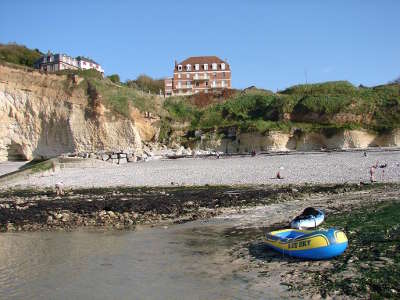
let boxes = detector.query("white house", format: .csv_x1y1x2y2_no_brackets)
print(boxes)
35,52,104,75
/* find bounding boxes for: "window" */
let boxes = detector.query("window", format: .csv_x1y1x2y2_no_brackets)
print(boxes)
196,82,199,87
186,81,191,87
178,65,182,71
221,80,226,87
205,81,208,86
178,73,181,79
203,73,208,79
213,72,217,78
222,72,226,78
204,64,208,70
212,80,216,87
221,63,226,70
186,64,191,71
194,73,199,79
177,82,182,88
195,64,199,70
186,73,190,79
212,63,217,70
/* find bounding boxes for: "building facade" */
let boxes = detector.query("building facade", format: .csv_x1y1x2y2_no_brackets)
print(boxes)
35,52,104,75
164,56,231,96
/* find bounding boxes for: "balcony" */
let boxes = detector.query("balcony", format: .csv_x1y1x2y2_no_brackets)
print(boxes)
192,76,209,81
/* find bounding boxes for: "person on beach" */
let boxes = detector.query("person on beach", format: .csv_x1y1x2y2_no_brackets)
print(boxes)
276,166,285,179
55,182,64,195
369,166,375,183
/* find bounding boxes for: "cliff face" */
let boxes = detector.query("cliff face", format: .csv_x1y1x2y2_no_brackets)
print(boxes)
191,129,400,153
0,65,147,161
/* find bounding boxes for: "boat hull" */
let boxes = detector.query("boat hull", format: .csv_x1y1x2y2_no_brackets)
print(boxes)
290,209,325,229
265,228,348,260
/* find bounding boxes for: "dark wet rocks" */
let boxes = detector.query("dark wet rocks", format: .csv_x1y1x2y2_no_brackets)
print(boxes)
0,183,398,232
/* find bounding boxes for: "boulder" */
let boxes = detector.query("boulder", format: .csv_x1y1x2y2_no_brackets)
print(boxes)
118,158,128,164
127,155,137,163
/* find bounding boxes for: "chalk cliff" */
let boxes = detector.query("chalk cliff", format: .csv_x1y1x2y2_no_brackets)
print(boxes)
192,129,400,153
0,65,153,161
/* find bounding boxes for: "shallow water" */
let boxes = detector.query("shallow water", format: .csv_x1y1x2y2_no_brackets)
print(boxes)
0,215,279,300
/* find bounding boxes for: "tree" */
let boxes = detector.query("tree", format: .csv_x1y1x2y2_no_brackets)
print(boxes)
107,74,120,84
126,74,164,94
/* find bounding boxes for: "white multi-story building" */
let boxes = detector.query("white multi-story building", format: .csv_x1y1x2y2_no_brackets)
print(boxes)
34,52,104,75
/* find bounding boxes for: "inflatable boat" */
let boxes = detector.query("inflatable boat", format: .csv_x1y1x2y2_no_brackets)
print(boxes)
290,207,325,229
265,228,348,260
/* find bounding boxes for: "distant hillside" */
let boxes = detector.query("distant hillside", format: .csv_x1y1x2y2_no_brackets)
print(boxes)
0,43,43,68
162,81,400,135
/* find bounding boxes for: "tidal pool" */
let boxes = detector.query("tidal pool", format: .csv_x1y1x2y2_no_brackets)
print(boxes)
0,213,282,300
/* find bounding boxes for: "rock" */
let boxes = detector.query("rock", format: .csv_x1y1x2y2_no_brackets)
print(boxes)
102,154,110,161
175,146,185,155
127,155,137,162
15,198,25,205
125,219,134,226
61,213,70,222
183,201,195,207
107,211,116,218
47,215,53,224
6,222,15,231
55,213,63,220
118,158,128,164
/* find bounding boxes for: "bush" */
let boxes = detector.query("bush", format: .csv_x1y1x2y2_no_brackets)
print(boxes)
126,74,164,94
107,74,120,84
0,43,42,67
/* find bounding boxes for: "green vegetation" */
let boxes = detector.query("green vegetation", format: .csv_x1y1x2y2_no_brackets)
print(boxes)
159,81,400,138
313,201,400,299
30,160,54,173
107,74,120,84
0,43,42,68
126,74,164,94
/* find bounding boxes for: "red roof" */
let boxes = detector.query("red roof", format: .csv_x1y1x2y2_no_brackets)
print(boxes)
175,56,230,71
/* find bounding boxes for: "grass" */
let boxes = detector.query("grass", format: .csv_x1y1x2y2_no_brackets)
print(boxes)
311,201,400,298
30,160,54,173
56,69,162,118
160,81,400,138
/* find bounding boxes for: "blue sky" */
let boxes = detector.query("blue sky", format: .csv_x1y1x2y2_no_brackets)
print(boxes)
1,0,399,90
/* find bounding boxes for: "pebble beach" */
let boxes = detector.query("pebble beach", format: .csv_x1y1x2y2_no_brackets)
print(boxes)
3,150,400,188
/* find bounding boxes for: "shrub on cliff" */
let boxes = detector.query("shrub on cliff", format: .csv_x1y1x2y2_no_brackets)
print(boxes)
126,74,164,94
107,74,120,84
0,43,42,68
